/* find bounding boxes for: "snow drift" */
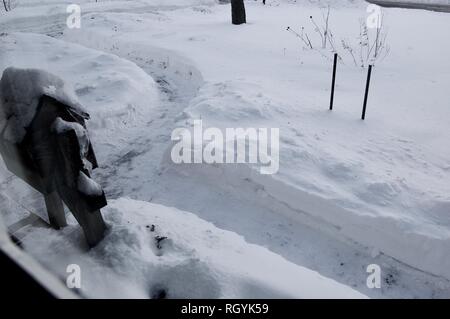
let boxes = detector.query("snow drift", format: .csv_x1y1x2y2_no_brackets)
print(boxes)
61,3,450,281
19,197,367,299
0,33,159,143
0,32,159,225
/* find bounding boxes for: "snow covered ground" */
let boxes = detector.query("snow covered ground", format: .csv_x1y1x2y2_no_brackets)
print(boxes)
18,197,366,298
1,0,450,298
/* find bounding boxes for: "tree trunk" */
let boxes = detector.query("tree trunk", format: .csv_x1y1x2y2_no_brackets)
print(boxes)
231,0,246,25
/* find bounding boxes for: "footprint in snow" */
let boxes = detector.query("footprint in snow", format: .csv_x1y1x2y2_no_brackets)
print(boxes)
146,224,170,256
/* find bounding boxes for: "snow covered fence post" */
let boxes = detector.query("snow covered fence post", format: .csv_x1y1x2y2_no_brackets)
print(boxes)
231,0,246,25
361,65,373,120
0,67,107,247
329,53,338,110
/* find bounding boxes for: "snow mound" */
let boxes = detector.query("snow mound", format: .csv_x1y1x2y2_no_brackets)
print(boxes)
0,67,87,143
0,33,159,145
0,32,159,224
20,197,367,299
177,77,450,280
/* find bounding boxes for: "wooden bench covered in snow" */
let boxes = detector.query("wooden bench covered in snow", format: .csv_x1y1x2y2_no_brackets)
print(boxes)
0,67,107,247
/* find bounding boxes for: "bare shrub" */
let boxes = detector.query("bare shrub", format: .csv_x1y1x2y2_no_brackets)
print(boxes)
287,5,389,68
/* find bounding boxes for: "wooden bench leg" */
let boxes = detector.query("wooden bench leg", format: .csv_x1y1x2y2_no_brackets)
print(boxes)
44,191,67,229
54,129,107,247
71,208,107,247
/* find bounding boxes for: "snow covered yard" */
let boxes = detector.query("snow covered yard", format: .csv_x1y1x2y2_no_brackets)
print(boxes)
1,0,450,298
18,197,366,298
0,31,160,225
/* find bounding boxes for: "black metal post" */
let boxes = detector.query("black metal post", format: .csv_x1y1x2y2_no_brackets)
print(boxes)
362,65,373,120
329,53,338,110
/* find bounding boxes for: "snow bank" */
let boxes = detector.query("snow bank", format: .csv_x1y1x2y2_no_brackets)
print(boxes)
163,3,450,280
20,197,367,299
63,14,204,101
0,32,159,223
0,33,159,144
